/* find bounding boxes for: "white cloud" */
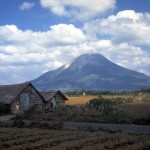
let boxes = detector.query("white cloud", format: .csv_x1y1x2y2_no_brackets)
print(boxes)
19,2,35,11
40,0,116,20
0,22,150,85
0,24,86,49
84,10,150,46
44,24,87,45
0,24,88,84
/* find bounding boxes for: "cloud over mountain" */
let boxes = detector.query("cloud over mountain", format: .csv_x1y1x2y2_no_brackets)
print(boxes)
0,10,150,85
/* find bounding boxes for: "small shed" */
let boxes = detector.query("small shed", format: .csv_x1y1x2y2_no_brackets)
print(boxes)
0,82,45,114
40,90,68,111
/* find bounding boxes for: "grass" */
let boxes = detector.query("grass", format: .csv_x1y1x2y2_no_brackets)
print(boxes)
8,95,150,125
66,95,133,105
118,102,150,119
66,95,150,120
142,95,150,102
66,96,97,105
15,97,133,124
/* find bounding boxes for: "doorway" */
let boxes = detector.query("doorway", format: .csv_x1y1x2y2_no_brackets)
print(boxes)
20,93,30,110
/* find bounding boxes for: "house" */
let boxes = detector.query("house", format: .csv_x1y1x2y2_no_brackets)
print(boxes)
0,82,45,114
40,90,68,111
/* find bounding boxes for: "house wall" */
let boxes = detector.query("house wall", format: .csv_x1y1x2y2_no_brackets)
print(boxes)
55,93,66,103
45,93,66,112
10,85,45,114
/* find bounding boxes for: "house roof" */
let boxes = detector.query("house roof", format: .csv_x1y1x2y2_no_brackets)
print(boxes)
40,90,68,102
0,82,45,104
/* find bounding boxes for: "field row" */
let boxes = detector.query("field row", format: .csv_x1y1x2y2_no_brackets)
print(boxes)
0,127,150,150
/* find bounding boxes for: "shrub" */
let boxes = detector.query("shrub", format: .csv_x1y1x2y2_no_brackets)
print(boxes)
133,116,150,125
54,105,82,118
87,96,114,116
109,107,133,124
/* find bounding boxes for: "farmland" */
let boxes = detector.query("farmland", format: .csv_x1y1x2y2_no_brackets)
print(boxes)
66,96,97,105
10,94,149,124
119,103,150,119
66,95,134,105
66,95,150,120
0,127,150,150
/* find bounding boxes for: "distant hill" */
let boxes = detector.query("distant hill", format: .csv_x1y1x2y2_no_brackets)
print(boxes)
32,53,150,91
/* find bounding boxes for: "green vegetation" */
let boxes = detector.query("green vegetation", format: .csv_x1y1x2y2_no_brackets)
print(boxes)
16,96,133,124
9,94,149,125
111,97,133,104
66,90,125,96
65,88,150,96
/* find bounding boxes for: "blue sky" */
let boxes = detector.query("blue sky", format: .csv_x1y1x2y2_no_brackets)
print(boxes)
0,0,150,85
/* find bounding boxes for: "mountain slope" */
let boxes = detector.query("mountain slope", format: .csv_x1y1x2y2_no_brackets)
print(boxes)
32,54,150,91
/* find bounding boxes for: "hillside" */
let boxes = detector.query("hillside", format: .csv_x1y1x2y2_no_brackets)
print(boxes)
32,54,150,91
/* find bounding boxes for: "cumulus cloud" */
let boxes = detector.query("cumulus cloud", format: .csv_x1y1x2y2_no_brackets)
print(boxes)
0,24,86,48
19,2,35,11
40,0,116,20
0,24,88,84
0,20,150,85
84,10,150,46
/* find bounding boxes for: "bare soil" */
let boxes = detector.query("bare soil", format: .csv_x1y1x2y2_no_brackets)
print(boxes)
0,127,150,150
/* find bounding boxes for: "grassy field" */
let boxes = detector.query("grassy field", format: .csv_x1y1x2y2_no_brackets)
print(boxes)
66,96,96,105
119,103,150,119
0,127,150,150
66,95,150,120
66,95,133,105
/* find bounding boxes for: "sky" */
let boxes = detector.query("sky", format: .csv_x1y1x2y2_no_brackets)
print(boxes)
0,0,150,85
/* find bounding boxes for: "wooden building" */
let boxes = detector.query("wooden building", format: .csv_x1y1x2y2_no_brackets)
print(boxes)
40,90,68,111
0,82,45,114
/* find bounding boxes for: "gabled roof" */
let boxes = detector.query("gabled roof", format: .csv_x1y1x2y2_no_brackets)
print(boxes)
40,90,68,102
0,82,45,104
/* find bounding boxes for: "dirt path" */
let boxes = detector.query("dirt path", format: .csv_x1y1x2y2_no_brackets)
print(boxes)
0,119,149,134
23,120,150,134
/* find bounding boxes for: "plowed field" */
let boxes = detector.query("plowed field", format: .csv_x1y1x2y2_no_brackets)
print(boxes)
0,127,150,150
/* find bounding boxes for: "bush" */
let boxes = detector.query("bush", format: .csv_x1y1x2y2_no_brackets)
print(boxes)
108,107,133,124
133,116,150,125
87,96,114,116
54,105,83,118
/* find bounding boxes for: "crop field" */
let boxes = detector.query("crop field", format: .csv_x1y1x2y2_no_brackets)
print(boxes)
66,95,134,105
66,95,150,119
0,127,150,150
119,102,150,119
66,96,97,105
